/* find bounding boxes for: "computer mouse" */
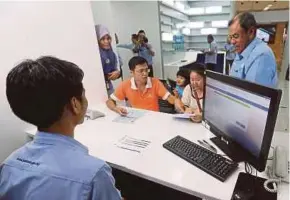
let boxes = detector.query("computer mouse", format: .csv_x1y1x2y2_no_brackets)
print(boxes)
232,191,254,200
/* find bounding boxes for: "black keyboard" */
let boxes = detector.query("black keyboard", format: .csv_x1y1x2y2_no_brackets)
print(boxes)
163,135,238,182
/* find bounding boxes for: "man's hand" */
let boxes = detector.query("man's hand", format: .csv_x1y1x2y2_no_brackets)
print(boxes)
108,71,120,80
173,89,179,98
114,107,128,116
174,98,184,113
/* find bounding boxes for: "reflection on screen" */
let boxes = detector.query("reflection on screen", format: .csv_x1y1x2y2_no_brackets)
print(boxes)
204,77,271,157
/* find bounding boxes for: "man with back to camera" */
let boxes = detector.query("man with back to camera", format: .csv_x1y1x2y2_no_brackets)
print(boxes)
0,56,122,200
228,12,277,87
106,56,184,114
202,34,218,71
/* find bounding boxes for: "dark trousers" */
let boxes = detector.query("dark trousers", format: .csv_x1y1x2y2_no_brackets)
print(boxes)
206,63,216,71
148,65,154,77
112,168,201,200
225,59,234,75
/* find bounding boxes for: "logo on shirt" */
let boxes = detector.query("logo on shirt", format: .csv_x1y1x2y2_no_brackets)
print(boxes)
105,59,111,64
17,157,40,166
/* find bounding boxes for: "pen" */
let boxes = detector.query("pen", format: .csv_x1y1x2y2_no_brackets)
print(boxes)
197,140,214,152
202,140,217,153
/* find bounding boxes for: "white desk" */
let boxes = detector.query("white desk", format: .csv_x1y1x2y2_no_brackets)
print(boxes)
26,104,289,200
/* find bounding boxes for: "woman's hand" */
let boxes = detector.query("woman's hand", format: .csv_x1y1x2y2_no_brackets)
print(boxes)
108,71,120,80
173,89,179,98
184,107,194,114
190,109,202,123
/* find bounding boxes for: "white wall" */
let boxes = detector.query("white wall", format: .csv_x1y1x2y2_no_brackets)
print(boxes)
252,10,289,23
0,2,107,162
110,1,163,79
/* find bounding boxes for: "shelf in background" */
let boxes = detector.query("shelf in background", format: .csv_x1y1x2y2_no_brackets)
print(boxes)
160,12,189,22
160,2,188,15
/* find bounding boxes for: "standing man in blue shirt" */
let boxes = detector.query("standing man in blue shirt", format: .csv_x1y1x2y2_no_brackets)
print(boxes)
224,37,236,75
228,12,277,87
0,56,122,200
202,34,218,71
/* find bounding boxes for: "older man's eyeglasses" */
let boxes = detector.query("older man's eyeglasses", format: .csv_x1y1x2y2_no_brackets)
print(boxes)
228,33,240,40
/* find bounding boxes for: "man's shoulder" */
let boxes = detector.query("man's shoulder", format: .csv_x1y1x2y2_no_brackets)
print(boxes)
3,142,109,185
252,40,275,58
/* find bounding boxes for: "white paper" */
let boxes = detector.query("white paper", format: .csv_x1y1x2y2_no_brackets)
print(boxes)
173,113,195,119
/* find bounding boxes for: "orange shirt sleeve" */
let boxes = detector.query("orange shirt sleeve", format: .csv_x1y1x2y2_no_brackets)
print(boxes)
111,81,126,101
156,79,170,100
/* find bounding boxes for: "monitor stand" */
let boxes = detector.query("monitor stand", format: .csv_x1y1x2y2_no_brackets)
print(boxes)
210,136,248,162
231,172,277,200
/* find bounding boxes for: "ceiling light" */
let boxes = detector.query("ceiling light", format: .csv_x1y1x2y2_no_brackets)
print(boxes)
162,32,173,41
185,7,204,15
263,4,273,11
187,22,204,29
201,28,217,35
205,6,222,14
182,28,191,35
211,20,228,28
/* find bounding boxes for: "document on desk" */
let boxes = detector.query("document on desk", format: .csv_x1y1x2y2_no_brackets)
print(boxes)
115,135,151,153
113,109,146,124
173,113,195,119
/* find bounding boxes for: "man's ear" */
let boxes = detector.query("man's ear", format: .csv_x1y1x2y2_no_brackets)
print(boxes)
70,97,82,115
248,27,256,39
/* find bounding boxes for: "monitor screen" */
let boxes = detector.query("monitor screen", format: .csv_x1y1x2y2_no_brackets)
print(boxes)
204,77,271,158
256,29,270,43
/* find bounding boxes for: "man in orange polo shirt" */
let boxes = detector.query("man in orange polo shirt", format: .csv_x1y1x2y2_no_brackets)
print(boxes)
106,56,183,115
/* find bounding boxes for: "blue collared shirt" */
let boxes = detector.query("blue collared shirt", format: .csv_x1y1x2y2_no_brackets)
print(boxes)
230,37,277,88
225,43,236,60
138,44,153,65
0,132,121,200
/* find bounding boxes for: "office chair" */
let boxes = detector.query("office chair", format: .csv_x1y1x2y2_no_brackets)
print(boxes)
158,79,176,114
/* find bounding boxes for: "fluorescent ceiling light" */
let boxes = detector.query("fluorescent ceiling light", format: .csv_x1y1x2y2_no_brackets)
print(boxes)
175,2,185,11
205,6,222,14
211,20,228,28
162,0,174,7
263,4,273,11
187,22,204,29
182,28,191,35
185,7,204,15
162,32,173,41
201,28,217,35
176,23,186,29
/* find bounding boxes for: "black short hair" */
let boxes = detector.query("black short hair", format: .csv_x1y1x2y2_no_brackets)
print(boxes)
6,56,84,129
188,62,206,78
207,34,214,40
138,30,145,34
228,12,257,32
128,56,147,71
131,34,138,40
176,68,190,86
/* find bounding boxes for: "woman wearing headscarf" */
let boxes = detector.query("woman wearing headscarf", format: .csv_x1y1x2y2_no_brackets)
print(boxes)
95,24,121,95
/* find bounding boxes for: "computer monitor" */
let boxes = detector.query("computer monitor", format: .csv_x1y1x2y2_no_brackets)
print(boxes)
203,71,281,172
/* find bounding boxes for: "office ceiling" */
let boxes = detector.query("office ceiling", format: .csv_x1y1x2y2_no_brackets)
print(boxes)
236,0,289,12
